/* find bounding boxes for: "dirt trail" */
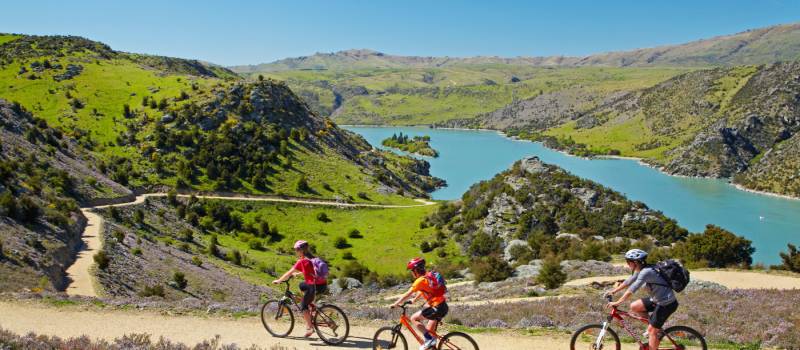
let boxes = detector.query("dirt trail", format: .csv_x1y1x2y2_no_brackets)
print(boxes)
0,301,608,350
565,270,800,289
65,193,436,297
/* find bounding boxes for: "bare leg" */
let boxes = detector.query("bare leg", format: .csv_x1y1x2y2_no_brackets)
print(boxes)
647,324,660,350
303,310,313,329
410,310,429,336
630,299,649,319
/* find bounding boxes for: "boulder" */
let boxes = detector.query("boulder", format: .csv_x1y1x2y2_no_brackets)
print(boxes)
555,232,582,241
160,114,175,123
329,277,363,295
520,156,547,174
570,187,599,207
514,263,541,278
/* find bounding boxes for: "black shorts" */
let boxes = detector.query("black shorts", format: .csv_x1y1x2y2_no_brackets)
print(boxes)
299,282,327,311
421,302,448,321
642,298,678,329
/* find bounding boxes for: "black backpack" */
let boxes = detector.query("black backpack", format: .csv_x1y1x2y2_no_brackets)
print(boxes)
652,260,690,292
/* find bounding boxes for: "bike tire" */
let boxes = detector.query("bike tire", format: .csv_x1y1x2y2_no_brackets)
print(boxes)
570,323,621,350
373,326,408,350
260,299,294,337
313,304,350,345
661,325,707,350
438,331,479,350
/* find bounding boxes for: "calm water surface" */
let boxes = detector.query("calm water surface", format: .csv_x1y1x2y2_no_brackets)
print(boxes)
345,126,800,264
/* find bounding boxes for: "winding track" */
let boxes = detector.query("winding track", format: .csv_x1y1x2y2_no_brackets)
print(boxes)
64,193,436,297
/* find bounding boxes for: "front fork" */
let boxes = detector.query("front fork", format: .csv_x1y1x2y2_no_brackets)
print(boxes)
595,321,610,349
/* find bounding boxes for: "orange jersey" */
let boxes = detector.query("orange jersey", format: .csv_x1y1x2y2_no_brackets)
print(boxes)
410,275,446,306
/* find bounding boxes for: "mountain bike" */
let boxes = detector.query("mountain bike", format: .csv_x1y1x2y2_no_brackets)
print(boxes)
260,280,350,345
570,296,706,350
373,300,479,350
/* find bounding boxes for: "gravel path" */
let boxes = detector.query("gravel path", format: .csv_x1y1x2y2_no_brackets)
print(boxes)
0,301,610,350
65,193,436,297
565,270,800,289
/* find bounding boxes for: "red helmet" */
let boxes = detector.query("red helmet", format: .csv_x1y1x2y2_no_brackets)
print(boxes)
406,257,426,271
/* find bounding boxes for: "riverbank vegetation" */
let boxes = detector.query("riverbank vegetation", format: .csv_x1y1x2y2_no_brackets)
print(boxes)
381,132,438,157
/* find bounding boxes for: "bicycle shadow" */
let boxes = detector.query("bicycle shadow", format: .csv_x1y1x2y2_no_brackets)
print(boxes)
306,335,374,349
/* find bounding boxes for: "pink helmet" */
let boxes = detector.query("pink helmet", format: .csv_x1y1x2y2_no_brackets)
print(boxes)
293,240,308,250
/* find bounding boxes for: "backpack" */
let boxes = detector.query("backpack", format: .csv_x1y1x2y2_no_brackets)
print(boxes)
310,257,329,281
424,271,447,294
651,260,690,292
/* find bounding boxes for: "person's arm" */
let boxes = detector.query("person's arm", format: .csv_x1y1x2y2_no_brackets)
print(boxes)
606,275,635,296
273,267,299,284
391,288,417,308
609,273,645,308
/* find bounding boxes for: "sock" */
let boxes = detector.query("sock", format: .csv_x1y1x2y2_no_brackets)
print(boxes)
423,332,433,341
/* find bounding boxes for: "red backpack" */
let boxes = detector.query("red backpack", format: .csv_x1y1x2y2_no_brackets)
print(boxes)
424,271,447,295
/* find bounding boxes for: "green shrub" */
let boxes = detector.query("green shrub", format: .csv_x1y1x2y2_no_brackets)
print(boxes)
167,189,178,206
180,229,194,243
172,271,188,290
191,255,202,267
357,192,369,200
139,285,165,298
316,212,330,222
676,225,754,268
248,238,264,251
112,230,125,243
468,231,501,257
334,237,349,249
580,242,611,262
471,255,513,283
537,255,566,289
341,260,370,282
420,241,433,253
779,244,800,272
296,176,310,192
227,249,242,265
509,244,535,264
342,251,355,260
93,250,110,270
347,228,362,238
131,247,142,256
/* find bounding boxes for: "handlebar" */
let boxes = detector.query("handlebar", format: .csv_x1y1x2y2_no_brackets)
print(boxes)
391,300,413,312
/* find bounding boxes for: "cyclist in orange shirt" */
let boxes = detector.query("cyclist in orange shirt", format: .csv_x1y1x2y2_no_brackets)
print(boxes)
391,257,448,350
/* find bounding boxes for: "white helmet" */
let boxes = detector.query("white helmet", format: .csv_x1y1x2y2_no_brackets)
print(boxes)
624,249,648,261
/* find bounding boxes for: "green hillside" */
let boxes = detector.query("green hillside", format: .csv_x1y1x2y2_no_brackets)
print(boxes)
0,34,441,205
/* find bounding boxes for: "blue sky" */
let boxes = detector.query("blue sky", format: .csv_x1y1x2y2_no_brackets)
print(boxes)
1,0,798,66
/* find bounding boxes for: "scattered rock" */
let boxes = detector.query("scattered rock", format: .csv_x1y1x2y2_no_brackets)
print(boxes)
516,315,555,328
570,188,598,207
160,114,175,123
520,156,547,174
329,277,363,295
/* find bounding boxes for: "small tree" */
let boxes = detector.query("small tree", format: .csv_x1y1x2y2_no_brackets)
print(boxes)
537,255,566,289
677,225,754,268
172,271,188,290
779,244,800,272
167,189,178,206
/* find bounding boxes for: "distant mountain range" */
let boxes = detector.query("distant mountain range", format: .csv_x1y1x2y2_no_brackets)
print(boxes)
231,22,800,72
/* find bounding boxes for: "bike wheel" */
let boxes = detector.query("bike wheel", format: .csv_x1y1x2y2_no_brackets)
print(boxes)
260,299,294,337
313,304,350,345
438,331,479,350
570,323,621,350
661,325,707,350
373,326,408,350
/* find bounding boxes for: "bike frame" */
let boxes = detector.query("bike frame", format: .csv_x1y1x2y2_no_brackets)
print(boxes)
393,301,441,346
600,304,682,350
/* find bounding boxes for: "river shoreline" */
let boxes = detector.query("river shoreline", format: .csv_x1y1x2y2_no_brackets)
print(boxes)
343,124,800,202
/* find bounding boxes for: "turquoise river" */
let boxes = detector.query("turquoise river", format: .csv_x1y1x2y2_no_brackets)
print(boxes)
345,126,800,264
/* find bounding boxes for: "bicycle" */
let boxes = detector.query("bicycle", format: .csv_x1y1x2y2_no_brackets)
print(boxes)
260,280,350,345
570,296,707,350
372,300,479,350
